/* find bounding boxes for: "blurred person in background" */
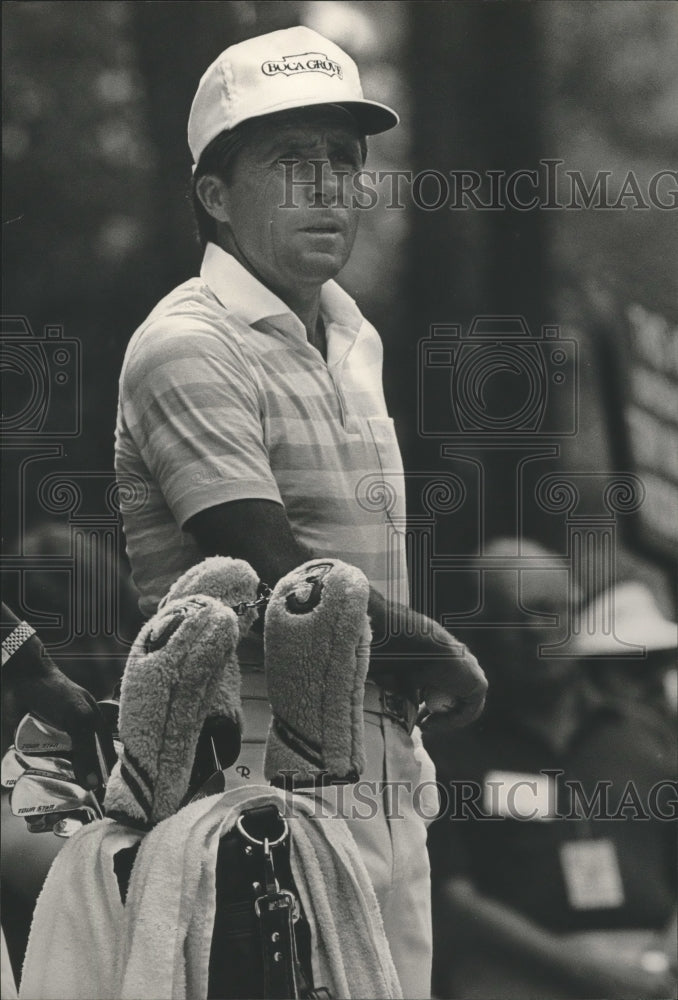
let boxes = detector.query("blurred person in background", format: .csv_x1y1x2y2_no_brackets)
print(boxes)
424,538,677,999
574,581,677,722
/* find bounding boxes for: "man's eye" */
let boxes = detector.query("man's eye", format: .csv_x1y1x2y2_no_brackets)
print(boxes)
332,148,362,170
336,157,360,171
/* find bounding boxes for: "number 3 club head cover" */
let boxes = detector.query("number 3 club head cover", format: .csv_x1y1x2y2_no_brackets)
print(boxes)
105,557,260,828
264,559,371,787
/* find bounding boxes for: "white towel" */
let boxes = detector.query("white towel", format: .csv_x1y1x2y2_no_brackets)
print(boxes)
116,785,402,1000
290,791,403,999
2,925,18,1000
19,819,143,1000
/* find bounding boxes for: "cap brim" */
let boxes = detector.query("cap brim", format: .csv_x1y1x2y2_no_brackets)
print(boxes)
573,621,678,655
236,96,399,136
330,99,399,135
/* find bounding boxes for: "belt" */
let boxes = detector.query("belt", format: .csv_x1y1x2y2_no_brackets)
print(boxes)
242,672,418,735
363,683,419,734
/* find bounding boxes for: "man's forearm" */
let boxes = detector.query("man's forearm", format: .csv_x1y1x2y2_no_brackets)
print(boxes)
186,499,486,713
187,498,417,633
186,498,314,589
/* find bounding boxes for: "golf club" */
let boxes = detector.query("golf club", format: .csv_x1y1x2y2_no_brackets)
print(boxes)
188,768,228,803
96,700,120,740
15,707,119,791
15,714,71,756
1,747,74,789
10,770,104,821
1,747,24,789
53,814,96,838
25,806,101,835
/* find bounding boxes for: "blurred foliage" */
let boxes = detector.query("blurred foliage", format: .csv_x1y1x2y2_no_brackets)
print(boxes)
2,2,153,311
542,0,678,317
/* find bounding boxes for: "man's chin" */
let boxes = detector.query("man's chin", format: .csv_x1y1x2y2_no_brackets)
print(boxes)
293,250,349,283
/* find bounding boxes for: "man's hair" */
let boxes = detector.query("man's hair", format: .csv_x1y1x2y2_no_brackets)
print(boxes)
191,128,248,248
190,117,368,248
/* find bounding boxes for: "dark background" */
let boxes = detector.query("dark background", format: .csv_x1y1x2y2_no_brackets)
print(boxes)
2,1,677,659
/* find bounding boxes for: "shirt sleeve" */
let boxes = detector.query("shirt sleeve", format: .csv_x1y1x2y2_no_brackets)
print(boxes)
120,319,283,527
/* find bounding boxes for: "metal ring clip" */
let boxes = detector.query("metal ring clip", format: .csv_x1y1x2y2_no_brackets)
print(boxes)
231,582,272,617
235,810,288,850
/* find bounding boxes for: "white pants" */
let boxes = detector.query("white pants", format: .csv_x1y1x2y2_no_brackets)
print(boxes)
340,713,434,999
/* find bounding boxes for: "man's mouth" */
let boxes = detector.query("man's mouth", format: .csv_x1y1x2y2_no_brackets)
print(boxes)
300,224,342,234
298,214,346,234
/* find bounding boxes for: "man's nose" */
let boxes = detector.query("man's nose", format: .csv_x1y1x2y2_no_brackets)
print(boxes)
296,155,347,207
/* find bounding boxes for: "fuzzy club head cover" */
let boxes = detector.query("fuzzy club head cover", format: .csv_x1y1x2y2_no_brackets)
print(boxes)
105,557,260,828
161,555,261,639
263,559,371,787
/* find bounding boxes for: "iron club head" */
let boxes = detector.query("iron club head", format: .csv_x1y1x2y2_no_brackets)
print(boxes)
15,715,71,756
14,710,117,790
26,806,101,836
1,747,24,789
10,770,103,821
1,748,74,789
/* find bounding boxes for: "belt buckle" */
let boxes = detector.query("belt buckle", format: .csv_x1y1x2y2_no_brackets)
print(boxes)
380,690,415,734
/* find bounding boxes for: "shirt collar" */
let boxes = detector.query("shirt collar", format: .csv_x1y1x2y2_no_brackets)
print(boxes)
201,243,294,327
200,242,364,355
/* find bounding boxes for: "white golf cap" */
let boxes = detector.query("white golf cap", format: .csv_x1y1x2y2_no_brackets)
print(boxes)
573,581,678,656
188,25,399,165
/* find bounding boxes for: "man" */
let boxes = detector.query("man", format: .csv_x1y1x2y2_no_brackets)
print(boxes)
115,26,487,996
425,539,677,999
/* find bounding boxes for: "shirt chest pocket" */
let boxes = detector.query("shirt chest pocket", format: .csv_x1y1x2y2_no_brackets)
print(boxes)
357,417,407,531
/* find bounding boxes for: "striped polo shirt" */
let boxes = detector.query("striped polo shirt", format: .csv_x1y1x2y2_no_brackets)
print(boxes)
115,243,409,629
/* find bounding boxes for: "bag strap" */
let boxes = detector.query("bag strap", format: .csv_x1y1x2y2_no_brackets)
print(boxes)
234,805,333,1000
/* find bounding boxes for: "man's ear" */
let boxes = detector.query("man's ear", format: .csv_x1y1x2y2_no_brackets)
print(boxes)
195,174,231,223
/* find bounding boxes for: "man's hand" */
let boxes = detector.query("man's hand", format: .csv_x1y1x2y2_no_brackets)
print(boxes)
2,604,115,793
10,667,115,793
417,625,487,727
367,592,487,726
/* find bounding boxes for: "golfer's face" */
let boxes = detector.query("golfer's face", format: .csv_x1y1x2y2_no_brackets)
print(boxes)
223,107,364,293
